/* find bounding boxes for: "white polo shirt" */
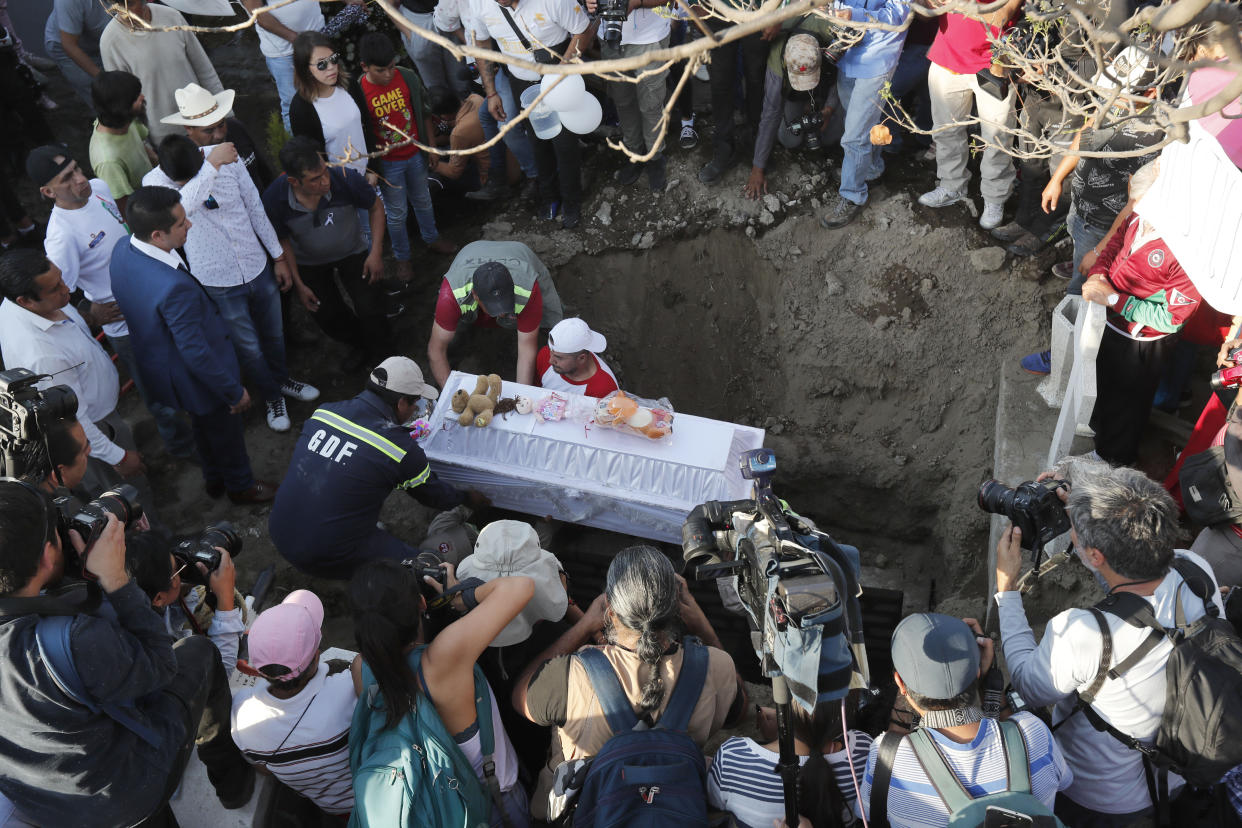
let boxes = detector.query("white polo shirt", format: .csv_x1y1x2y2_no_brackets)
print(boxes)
255,0,324,58
0,301,124,465
468,0,588,81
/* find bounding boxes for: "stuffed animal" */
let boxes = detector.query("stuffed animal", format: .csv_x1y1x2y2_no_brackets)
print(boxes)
453,373,503,427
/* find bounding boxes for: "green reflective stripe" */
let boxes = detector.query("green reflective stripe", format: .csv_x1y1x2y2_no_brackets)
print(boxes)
398,465,432,490
310,410,406,463
452,281,474,300
513,285,532,298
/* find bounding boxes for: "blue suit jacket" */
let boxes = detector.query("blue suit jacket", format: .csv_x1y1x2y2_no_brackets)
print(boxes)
110,237,244,416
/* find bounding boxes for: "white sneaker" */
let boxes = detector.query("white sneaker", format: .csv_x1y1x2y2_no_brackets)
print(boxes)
979,200,1005,230
265,398,291,432
281,378,319,402
918,186,966,208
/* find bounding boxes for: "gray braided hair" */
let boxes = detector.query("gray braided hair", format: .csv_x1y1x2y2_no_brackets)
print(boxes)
605,545,681,715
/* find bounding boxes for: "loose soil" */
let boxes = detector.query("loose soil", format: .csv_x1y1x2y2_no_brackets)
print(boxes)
28,26,1074,673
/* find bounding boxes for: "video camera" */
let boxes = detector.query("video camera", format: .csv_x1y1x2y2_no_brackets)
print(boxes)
173,523,242,586
682,449,869,710
0,368,78,480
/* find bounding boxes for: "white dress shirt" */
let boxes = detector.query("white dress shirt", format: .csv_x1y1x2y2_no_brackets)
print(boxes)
130,236,187,271
142,153,282,287
0,300,124,465
43,179,130,339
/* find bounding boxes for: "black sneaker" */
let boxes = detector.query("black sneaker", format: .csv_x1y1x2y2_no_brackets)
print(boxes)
679,122,699,150
1006,230,1047,258
615,162,645,187
647,157,667,193
820,196,862,229
465,179,510,201
561,205,581,230
698,150,737,185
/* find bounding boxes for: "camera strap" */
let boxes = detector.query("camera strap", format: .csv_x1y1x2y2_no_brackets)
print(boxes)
497,6,558,64
0,581,102,618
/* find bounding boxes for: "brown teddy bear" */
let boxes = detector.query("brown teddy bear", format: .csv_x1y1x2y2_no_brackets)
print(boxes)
450,373,502,427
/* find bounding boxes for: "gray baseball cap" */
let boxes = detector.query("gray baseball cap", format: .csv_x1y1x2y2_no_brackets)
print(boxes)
891,613,980,698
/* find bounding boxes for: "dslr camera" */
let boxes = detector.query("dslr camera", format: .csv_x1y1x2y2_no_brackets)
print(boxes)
1212,346,1242,392
595,0,629,48
788,111,823,151
978,478,1071,556
173,523,242,586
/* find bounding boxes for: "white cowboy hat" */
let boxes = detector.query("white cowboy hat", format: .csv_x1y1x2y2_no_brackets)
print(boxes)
160,83,236,127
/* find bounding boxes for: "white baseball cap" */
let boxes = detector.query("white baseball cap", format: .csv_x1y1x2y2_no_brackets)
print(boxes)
547,318,606,355
369,356,439,400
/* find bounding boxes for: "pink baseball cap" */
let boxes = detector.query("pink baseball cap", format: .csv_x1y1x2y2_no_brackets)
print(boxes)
245,590,324,681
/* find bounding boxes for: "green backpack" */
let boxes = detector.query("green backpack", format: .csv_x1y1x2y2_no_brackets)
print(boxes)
348,647,502,828
870,719,1068,828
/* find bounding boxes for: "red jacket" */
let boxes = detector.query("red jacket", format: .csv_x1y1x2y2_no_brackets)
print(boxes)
1090,213,1200,340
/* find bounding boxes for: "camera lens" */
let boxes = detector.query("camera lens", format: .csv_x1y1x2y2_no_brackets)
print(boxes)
200,521,242,558
977,479,1016,517
93,484,143,527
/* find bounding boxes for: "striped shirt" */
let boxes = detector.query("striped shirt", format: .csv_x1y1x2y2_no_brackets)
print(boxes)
860,714,1072,828
230,657,357,814
709,731,873,828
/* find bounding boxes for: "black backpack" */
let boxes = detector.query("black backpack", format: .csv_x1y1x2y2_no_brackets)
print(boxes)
1066,559,1242,791
1180,446,1242,527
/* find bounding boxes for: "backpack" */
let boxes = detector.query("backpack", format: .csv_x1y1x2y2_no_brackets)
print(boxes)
348,647,506,828
571,638,711,827
868,720,1067,828
34,615,163,749
1070,559,1242,790
1180,445,1242,527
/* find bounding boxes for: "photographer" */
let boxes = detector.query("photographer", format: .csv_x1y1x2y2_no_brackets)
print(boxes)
17,416,92,496
512,545,747,821
585,0,672,192
995,459,1224,826
745,20,843,202
0,480,253,826
125,530,246,675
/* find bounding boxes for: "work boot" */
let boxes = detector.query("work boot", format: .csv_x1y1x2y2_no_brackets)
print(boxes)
698,147,738,185
820,195,862,229
1006,230,1046,258
465,178,510,201
990,221,1027,243
561,204,581,230
647,157,667,193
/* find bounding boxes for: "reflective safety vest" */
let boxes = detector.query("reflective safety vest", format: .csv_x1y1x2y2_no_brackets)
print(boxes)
441,240,563,327
450,276,533,325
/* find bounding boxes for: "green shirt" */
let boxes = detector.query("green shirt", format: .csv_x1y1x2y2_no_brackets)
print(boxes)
88,120,153,201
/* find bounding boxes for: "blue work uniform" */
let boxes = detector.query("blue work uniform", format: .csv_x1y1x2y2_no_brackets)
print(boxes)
268,390,464,579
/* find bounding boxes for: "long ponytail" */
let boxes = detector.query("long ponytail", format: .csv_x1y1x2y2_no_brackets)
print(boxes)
794,701,852,827
605,545,681,716
349,560,424,729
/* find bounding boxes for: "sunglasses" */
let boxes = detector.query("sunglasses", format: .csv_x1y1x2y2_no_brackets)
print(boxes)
312,53,340,72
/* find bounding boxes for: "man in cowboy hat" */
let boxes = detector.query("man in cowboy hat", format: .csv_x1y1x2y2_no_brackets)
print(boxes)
161,83,275,193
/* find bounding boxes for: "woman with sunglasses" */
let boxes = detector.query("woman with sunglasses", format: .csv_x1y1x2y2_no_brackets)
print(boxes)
289,31,376,184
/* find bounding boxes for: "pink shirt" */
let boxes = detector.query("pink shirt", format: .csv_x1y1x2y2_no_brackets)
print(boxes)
926,5,1008,74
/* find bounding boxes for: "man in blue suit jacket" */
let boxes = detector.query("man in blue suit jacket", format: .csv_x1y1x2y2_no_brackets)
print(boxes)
110,186,276,504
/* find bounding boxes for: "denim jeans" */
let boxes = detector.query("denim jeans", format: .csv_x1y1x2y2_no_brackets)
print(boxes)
1065,204,1110,296
837,71,892,205
107,333,196,457
47,41,100,109
265,54,296,133
477,68,538,180
396,7,471,99
377,153,439,259
203,266,288,402
886,43,931,151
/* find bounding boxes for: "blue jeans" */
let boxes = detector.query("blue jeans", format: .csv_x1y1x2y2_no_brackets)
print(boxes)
377,153,439,260
265,54,296,133
1065,204,1109,296
837,71,891,205
107,333,196,457
203,266,287,402
477,69,538,180
886,43,932,151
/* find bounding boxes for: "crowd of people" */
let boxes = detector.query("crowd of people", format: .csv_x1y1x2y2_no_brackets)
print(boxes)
0,0,1241,826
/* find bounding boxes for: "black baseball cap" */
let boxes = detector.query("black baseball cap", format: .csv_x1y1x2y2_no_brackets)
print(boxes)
26,144,74,188
473,262,515,317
